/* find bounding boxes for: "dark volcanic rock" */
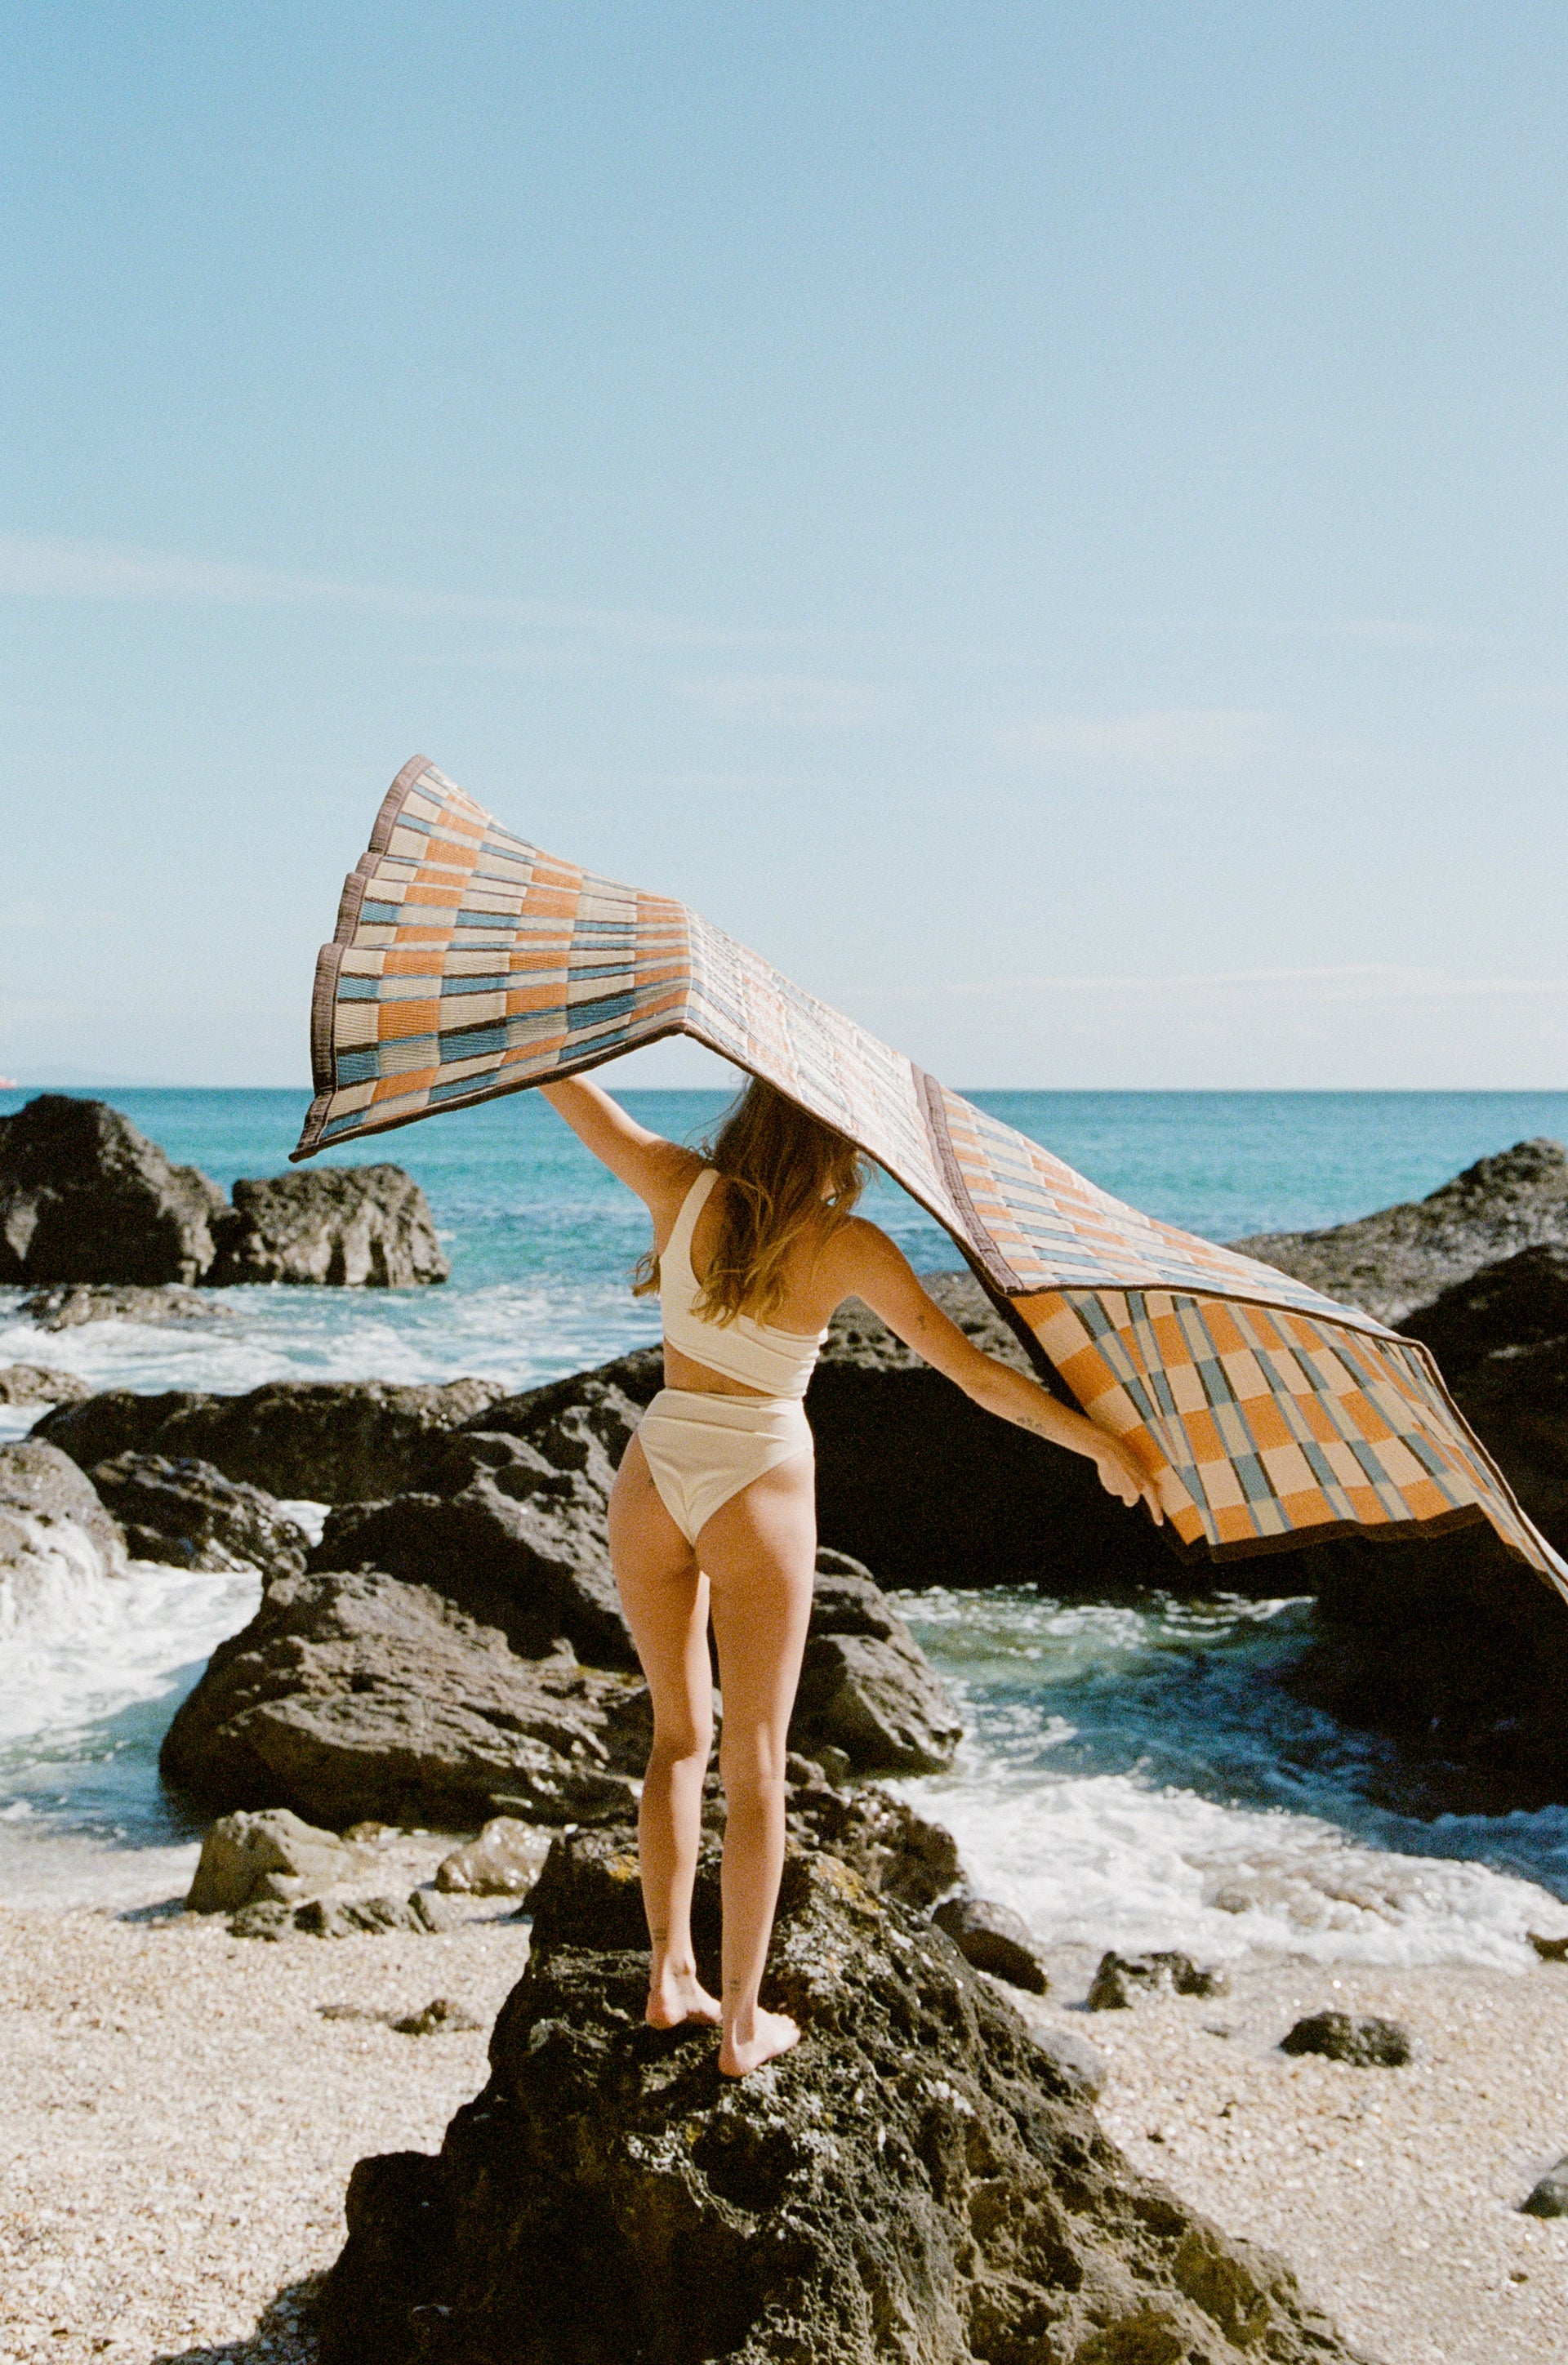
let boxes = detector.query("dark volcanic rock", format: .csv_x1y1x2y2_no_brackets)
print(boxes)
20,1283,236,1329
1234,1138,1568,1325
791,1549,962,1775
91,1452,309,1575
1521,2156,1568,2217
933,1895,1049,1993
784,1779,963,1911
0,1439,125,1582
391,1997,484,2036
158,1566,650,1829
309,1466,635,1669
318,1833,1366,2365
1088,1952,1230,2011
1401,1243,1568,1374
1288,1517,1568,1810
1280,2012,1411,2068
211,1164,449,1287
0,1095,229,1285
1281,1242,1568,1810
1398,1246,1568,1554
34,1376,506,1503
0,1363,92,1405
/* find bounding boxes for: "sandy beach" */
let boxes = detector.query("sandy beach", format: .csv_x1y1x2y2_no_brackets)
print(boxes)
2,1889,1566,2365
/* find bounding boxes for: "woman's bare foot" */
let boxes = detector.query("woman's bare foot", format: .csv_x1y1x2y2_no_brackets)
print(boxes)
719,2007,800,2078
645,1966,723,2029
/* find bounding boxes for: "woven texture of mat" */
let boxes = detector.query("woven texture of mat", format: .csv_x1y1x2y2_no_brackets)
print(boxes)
294,756,1566,1589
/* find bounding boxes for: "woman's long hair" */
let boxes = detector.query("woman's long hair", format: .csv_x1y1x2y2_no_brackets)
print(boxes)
635,1078,866,1324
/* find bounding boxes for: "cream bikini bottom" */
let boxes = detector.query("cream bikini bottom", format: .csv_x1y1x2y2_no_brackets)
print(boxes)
635,1387,813,1548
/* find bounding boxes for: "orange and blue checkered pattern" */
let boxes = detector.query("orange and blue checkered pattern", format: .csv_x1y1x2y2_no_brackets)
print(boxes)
295,758,1567,1593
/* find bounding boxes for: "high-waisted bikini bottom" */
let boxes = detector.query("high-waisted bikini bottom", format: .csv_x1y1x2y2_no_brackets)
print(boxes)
635,1387,813,1547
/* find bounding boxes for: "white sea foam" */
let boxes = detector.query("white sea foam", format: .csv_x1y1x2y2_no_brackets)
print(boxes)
0,1542,261,1750
0,1278,660,1404
895,1746,1568,1971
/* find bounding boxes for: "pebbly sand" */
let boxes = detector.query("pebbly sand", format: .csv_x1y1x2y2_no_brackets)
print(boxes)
3,1894,1568,2364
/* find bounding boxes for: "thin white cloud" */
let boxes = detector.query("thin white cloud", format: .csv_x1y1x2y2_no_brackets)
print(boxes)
997,707,1273,768
673,671,890,729
0,531,795,654
875,965,1568,1004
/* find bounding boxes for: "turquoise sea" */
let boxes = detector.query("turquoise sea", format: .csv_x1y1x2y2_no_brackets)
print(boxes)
4,1084,1568,1962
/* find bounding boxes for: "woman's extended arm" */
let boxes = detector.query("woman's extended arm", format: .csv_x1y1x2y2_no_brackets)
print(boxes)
828,1219,1165,1524
538,1076,693,1207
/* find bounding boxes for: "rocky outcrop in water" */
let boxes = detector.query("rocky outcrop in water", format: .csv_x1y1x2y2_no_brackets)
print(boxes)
318,1824,1366,2365
34,1376,506,1502
1233,1138,1568,1325
159,1564,652,1828
0,1364,92,1405
20,1283,237,1329
0,1439,125,1586
208,1164,449,1286
307,1451,636,1668
792,1549,962,1775
0,1095,231,1286
1400,1244,1568,1553
1286,1238,1568,1808
0,1094,448,1291
91,1452,310,1576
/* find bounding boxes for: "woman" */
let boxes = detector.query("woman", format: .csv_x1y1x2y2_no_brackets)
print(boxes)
541,1073,1162,2077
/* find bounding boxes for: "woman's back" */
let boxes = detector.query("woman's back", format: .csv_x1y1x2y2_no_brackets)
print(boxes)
661,1166,834,1399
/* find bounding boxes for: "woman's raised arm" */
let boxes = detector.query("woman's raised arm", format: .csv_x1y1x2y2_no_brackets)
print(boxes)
826,1218,1165,1524
539,1076,693,1208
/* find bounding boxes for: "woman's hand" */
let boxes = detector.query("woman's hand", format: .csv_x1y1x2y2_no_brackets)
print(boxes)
1089,1430,1165,1525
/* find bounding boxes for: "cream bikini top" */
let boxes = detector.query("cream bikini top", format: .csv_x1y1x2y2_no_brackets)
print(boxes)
660,1167,827,1401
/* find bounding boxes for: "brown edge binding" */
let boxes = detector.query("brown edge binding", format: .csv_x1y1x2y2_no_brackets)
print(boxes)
292,755,435,1160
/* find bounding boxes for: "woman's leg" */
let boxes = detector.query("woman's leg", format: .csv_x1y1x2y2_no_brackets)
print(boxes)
698,1450,817,2078
608,1434,719,2028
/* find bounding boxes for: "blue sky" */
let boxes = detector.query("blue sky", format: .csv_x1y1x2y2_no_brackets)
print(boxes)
2,3,1565,1089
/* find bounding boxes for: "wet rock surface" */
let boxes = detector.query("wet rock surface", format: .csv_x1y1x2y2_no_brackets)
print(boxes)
1279,2013,1411,2068
0,1094,230,1286
91,1450,310,1576
1233,1137,1568,1326
158,1566,650,1830
209,1163,449,1287
0,1438,125,1583
319,1829,1366,2365
1088,1953,1231,2011
0,1361,94,1404
35,1375,506,1502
